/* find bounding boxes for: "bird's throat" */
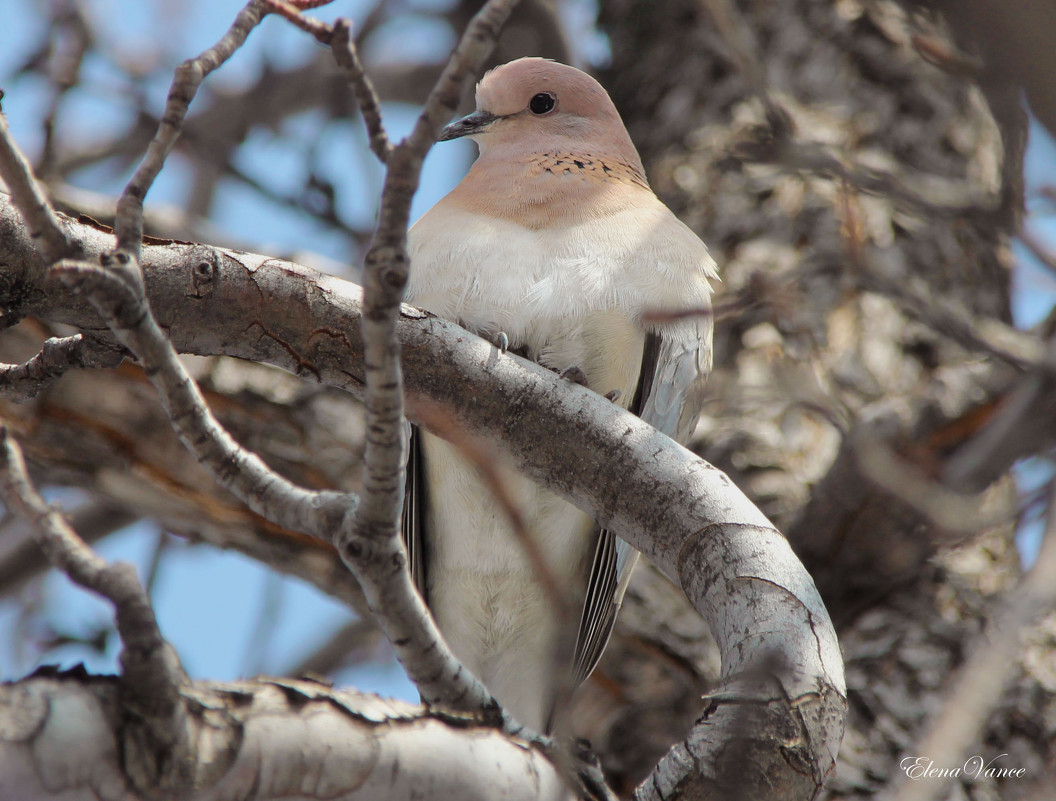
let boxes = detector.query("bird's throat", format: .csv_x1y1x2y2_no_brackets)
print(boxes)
449,150,652,230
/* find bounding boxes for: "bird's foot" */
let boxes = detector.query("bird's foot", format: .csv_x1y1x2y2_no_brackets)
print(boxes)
603,388,622,403
559,365,590,387
494,331,509,354
570,738,618,801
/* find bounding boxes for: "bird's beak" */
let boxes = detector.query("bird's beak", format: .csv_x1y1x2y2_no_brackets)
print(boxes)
439,110,499,141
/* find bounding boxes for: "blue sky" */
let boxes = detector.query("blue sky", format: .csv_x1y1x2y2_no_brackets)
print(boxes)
1015,115,1056,327
0,0,1053,694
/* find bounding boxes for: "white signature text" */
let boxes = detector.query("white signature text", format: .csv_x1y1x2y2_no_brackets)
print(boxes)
900,754,1025,781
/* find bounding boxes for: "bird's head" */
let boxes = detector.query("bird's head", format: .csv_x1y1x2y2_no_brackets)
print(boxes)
440,58,642,172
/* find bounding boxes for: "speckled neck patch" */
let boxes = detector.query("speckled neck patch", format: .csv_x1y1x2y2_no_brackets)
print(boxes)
528,152,650,190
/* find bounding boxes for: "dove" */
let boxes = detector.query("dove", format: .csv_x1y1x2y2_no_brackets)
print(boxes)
404,57,717,732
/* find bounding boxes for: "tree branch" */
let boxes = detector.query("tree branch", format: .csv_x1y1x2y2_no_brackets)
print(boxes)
0,674,569,801
259,1,392,163
0,499,139,594
944,334,1056,492
50,255,352,536
113,0,269,255
1,199,847,798
0,427,190,782
0,333,125,401
332,19,393,164
0,114,74,265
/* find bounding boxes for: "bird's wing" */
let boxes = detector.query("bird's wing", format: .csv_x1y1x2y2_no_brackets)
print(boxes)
400,305,713,693
402,422,427,600
571,522,623,688
571,315,713,687
635,315,714,446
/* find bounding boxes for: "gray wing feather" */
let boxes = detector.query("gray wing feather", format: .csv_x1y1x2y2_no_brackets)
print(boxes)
402,422,426,600
571,313,713,688
638,315,714,445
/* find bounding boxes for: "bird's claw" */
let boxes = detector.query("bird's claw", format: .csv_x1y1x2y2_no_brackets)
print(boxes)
559,365,590,387
604,389,621,403
495,332,509,354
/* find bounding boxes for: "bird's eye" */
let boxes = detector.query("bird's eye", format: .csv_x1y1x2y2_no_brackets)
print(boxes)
529,92,556,115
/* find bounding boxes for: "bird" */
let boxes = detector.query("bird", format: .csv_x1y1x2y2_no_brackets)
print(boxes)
403,57,717,732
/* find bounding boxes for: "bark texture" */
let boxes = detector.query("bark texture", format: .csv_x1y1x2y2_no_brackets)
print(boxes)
0,673,570,801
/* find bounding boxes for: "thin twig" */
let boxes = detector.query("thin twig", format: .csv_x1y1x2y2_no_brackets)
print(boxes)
0,425,187,727
414,399,574,611
851,433,1017,533
221,159,368,243
242,570,285,674
261,1,392,162
143,527,169,600
52,256,351,537
944,335,1056,490
332,19,392,164
411,406,581,730
36,1,93,180
260,0,335,39
1020,225,1056,279
0,334,125,402
335,0,523,726
0,113,74,263
114,0,270,255
864,270,1040,369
